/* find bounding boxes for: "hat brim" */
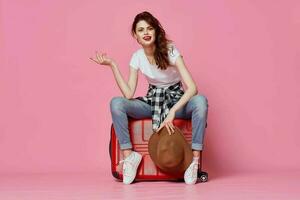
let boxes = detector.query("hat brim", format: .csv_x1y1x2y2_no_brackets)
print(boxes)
148,126,193,177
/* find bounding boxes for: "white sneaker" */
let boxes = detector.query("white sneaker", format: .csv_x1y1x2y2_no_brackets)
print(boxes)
119,151,142,184
184,161,199,184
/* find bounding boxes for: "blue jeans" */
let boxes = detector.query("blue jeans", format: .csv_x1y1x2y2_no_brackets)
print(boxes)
110,95,208,151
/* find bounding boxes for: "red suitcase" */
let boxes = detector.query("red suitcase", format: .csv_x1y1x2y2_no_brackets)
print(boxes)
109,118,208,182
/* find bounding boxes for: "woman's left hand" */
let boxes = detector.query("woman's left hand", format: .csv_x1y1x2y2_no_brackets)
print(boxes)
156,109,176,135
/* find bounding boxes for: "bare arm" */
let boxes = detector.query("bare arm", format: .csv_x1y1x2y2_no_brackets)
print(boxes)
170,55,198,112
90,51,138,99
156,55,198,134
110,62,138,99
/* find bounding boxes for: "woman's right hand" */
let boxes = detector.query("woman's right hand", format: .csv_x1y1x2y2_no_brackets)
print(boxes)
89,51,115,67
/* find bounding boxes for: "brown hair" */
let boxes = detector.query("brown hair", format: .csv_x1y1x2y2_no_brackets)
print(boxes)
131,11,174,70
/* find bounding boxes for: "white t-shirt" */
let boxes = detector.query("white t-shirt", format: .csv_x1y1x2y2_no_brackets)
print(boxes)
129,43,182,88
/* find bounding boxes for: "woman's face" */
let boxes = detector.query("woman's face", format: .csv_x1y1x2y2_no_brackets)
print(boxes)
134,20,156,47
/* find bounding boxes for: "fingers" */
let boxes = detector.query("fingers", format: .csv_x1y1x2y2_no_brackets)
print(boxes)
156,123,165,133
166,124,172,135
168,122,175,133
96,51,103,63
156,122,175,135
166,122,175,135
90,51,108,65
99,52,107,61
89,57,99,64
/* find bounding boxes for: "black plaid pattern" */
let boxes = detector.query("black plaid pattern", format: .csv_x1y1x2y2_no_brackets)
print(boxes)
135,81,184,132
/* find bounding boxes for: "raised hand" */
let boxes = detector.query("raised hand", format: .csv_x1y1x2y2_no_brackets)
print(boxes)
89,51,115,67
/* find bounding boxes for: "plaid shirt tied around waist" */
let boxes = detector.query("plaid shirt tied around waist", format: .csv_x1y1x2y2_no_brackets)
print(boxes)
135,81,184,132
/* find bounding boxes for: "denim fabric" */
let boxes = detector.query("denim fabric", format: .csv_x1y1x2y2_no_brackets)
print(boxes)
110,95,208,151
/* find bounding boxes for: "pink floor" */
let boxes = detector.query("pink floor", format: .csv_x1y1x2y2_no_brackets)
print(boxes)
0,170,299,200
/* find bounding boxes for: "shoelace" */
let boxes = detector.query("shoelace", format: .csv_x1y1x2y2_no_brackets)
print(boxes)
186,162,199,178
118,157,135,177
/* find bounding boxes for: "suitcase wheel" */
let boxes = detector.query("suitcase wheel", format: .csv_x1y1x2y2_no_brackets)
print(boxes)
198,171,208,182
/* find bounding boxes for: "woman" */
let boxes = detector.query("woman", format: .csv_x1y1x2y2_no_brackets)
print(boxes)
90,11,208,185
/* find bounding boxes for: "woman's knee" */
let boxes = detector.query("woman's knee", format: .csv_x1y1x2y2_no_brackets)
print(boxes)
189,95,208,112
110,96,127,113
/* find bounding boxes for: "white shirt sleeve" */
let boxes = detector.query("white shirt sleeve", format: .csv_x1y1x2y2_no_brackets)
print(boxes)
129,52,139,70
168,44,181,65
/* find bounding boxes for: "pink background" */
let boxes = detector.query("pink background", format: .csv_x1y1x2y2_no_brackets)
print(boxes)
1,0,300,176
